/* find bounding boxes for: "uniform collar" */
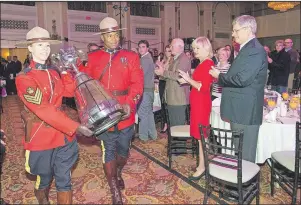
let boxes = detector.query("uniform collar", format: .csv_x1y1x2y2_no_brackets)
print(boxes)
29,61,47,70
104,46,121,54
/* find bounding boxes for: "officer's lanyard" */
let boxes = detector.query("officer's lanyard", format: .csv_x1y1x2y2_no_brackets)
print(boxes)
45,69,54,103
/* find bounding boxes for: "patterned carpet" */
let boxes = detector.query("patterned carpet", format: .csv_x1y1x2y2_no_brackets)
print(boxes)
0,95,299,204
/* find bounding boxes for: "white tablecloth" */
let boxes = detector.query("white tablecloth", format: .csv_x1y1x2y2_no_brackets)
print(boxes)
210,106,297,164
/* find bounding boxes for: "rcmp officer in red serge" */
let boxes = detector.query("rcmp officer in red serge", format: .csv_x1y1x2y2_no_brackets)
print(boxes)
79,17,143,204
15,27,94,204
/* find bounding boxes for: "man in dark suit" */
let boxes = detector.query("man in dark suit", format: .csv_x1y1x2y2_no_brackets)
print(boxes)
4,56,17,95
210,15,268,163
13,56,22,73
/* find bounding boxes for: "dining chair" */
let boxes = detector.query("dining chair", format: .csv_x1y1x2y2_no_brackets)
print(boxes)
288,88,300,95
200,125,261,204
270,121,301,204
164,102,198,169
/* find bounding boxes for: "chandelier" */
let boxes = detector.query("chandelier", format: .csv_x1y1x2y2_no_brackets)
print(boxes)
268,2,300,12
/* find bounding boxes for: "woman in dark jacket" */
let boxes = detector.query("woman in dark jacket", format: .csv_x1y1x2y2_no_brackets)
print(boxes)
268,40,291,94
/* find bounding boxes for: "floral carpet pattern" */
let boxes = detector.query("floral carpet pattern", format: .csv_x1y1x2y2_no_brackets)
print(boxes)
0,95,299,204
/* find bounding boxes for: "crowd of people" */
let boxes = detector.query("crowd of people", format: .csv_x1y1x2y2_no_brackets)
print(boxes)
0,14,300,205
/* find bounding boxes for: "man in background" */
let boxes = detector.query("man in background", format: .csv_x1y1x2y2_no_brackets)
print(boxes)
4,56,17,95
284,38,300,89
210,15,267,163
137,40,157,141
155,38,191,126
13,56,22,73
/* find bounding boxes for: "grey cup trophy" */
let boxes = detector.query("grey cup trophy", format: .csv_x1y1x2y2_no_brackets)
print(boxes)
51,47,124,135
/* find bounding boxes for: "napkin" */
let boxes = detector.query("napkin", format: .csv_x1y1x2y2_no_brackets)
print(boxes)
264,108,278,122
212,97,221,107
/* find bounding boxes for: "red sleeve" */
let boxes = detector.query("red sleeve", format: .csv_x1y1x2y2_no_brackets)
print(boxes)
200,60,214,93
125,54,144,111
61,71,76,98
16,75,80,137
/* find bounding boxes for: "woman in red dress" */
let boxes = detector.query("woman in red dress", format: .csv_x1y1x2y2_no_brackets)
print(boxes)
178,37,214,180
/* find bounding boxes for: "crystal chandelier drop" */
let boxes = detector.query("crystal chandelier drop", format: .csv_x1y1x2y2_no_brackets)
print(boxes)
268,2,300,12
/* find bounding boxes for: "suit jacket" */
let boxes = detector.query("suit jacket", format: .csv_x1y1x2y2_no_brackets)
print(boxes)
269,48,291,86
163,52,191,106
3,62,16,78
287,48,300,74
218,38,268,125
14,60,22,73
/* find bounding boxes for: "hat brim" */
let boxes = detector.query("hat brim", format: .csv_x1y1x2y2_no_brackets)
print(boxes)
15,39,62,47
92,28,127,36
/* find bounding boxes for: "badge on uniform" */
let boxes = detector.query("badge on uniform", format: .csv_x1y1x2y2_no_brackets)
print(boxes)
23,87,43,105
120,57,128,65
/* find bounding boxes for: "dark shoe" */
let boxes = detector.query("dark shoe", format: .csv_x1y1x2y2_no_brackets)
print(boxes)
103,161,123,204
188,171,205,181
34,188,50,204
116,155,127,190
57,190,72,204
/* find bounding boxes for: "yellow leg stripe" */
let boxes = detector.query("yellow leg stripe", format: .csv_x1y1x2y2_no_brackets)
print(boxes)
24,150,31,174
100,140,105,164
35,175,41,190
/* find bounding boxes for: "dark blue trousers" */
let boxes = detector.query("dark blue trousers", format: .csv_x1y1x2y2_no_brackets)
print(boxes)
25,137,78,191
100,125,134,163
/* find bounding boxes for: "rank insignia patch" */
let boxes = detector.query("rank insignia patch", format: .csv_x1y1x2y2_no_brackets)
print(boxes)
24,87,43,105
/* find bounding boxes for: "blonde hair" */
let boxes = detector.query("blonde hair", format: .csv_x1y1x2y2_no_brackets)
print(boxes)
217,47,230,59
192,37,213,58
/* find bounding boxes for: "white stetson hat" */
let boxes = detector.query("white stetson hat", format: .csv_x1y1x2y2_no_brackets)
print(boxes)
15,26,62,47
93,17,126,35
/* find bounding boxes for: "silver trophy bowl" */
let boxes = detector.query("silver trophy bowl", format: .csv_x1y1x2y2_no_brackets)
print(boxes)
51,47,124,135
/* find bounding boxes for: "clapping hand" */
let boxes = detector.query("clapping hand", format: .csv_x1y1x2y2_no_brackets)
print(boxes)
177,78,187,84
155,63,164,76
209,66,220,78
178,70,191,82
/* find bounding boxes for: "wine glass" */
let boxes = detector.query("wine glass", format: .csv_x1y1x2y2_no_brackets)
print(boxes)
289,101,298,117
267,99,276,112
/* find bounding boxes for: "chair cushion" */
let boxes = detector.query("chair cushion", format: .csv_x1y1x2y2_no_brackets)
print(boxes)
209,157,260,184
272,151,300,173
170,125,190,137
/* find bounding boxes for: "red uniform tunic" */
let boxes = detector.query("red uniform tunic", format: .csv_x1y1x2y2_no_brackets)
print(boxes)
79,49,144,131
190,59,214,139
16,61,80,151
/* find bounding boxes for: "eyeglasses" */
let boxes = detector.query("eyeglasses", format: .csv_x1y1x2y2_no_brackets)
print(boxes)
232,26,248,34
284,41,293,44
166,50,171,53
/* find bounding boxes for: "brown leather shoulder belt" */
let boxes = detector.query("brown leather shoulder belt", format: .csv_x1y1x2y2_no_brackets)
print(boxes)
111,89,128,96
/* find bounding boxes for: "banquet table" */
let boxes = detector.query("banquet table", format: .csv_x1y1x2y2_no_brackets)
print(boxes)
210,106,298,164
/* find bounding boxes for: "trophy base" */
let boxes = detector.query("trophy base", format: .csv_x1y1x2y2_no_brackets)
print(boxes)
93,111,123,135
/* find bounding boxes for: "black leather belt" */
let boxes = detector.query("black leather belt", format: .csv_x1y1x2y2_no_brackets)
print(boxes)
111,89,128,96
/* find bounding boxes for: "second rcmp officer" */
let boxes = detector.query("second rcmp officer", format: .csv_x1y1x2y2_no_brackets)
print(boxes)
80,17,144,204
15,27,94,204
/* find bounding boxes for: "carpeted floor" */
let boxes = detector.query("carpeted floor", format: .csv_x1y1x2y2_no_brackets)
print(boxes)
0,95,298,204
